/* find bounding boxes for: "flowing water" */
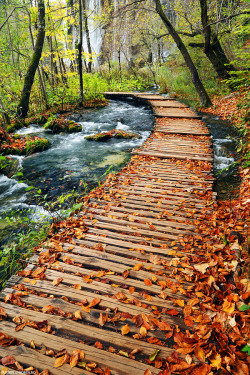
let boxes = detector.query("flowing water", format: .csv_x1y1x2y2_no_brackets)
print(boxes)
0,99,153,248
201,113,240,199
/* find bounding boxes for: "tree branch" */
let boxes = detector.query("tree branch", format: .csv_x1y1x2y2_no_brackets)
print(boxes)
0,7,26,32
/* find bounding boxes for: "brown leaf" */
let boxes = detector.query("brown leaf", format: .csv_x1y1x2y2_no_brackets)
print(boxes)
194,346,206,362
123,270,129,279
144,279,152,286
88,298,101,308
52,278,63,286
54,354,69,368
70,350,80,368
94,341,103,349
99,313,106,327
42,305,56,314
1,355,16,366
121,324,130,335
104,367,111,375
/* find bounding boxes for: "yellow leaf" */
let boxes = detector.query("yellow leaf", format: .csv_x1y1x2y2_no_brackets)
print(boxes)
75,310,82,319
210,353,222,369
140,326,147,337
222,300,235,314
133,263,143,271
121,324,130,335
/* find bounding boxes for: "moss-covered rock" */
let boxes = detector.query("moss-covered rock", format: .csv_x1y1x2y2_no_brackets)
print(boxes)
0,156,19,176
44,116,82,133
85,129,141,141
0,135,50,156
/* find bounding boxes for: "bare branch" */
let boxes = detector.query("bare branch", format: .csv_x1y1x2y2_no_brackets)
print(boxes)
0,6,26,32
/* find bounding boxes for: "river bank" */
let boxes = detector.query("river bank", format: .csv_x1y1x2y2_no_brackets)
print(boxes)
201,90,249,269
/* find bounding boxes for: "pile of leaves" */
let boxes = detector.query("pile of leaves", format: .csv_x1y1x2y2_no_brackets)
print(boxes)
85,129,141,141
0,135,50,156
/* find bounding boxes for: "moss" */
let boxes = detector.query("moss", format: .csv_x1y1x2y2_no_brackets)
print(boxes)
25,138,50,154
0,156,19,176
85,129,141,141
44,117,82,133
25,114,49,126
8,118,26,133
85,133,112,141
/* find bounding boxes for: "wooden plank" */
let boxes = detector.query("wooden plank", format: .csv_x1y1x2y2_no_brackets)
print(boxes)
154,108,201,119
45,264,188,302
112,184,211,200
0,300,174,358
0,308,159,375
133,150,213,162
83,212,192,235
0,345,88,375
84,205,195,229
148,100,188,108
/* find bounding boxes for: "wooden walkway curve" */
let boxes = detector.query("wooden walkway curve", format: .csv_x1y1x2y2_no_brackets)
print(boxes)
0,93,216,375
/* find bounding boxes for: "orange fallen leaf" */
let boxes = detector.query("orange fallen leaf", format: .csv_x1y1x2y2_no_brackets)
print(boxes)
133,263,143,271
88,298,101,308
74,284,82,290
54,354,69,368
74,311,82,320
94,341,103,349
121,324,130,335
144,279,152,286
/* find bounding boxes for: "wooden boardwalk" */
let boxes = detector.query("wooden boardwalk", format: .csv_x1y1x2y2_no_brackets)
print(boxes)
0,93,216,374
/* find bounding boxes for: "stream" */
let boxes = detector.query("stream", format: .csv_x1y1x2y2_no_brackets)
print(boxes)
0,99,153,249
0,98,240,252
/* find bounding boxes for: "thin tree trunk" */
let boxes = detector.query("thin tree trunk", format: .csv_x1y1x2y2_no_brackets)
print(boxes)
199,0,235,81
16,0,46,118
78,0,84,106
82,0,92,73
154,0,211,107
4,7,15,67
28,12,48,108
0,97,11,131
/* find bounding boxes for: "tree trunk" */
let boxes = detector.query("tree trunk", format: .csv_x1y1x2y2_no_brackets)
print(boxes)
28,11,48,108
16,0,45,118
78,0,84,106
199,0,235,81
82,0,93,73
0,97,11,132
154,0,211,107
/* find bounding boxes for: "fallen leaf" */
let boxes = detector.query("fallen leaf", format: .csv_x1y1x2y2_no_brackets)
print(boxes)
88,298,101,308
144,279,152,286
74,311,82,320
52,278,63,286
95,341,103,349
54,354,69,368
133,264,143,271
149,349,160,361
121,324,130,335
